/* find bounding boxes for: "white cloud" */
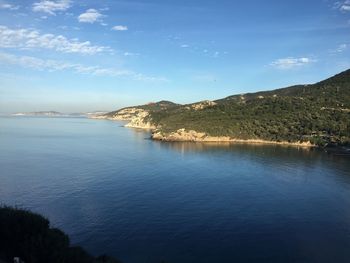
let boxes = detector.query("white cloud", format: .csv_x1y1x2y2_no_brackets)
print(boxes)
32,0,71,15
0,52,72,71
112,25,128,31
78,9,103,23
334,0,350,11
0,3,20,10
0,25,111,55
270,57,316,69
0,51,168,82
180,44,189,48
124,52,139,57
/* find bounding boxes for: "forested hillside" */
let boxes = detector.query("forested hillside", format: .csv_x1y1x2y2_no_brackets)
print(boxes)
147,70,350,146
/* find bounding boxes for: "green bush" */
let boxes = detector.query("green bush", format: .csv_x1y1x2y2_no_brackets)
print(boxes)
0,206,121,263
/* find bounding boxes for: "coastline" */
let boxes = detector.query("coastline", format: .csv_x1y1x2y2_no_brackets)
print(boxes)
89,116,348,155
151,129,315,147
90,117,315,147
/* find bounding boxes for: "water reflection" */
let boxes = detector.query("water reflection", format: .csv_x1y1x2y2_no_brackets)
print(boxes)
153,140,324,162
154,140,350,183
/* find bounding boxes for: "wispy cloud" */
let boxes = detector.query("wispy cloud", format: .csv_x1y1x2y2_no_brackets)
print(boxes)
112,25,128,31
0,3,20,10
124,52,139,57
341,0,350,10
180,44,189,48
213,51,220,58
0,52,168,82
32,0,71,15
78,9,104,24
270,57,316,69
0,25,111,55
332,43,348,53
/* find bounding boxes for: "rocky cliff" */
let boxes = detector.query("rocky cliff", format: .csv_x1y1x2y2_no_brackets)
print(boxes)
91,107,156,129
124,110,156,129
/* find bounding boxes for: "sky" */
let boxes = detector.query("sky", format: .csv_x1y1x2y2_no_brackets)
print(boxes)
0,0,349,113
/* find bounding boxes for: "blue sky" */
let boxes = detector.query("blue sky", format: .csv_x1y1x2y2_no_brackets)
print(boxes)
0,0,349,113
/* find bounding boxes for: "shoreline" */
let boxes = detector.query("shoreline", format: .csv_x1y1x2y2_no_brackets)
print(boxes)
151,129,315,148
152,137,315,147
91,117,350,153
90,117,316,148
152,135,315,148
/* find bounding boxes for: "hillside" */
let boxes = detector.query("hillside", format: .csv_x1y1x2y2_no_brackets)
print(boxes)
103,69,350,146
94,101,178,121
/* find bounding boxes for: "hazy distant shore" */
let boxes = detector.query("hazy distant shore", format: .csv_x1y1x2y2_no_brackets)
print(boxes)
10,111,108,118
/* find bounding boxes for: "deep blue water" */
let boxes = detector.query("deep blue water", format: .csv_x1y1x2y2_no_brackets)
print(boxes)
1,116,350,263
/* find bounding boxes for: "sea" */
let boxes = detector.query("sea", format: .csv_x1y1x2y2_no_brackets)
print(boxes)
1,116,350,263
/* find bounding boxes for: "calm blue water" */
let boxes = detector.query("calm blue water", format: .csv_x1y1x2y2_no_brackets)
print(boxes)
1,117,350,263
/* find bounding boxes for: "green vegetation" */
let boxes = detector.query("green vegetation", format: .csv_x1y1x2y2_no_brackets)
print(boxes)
0,206,121,263
143,69,350,146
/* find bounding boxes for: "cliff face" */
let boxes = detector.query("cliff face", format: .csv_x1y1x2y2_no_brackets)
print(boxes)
93,101,180,129
125,111,156,129
91,107,156,129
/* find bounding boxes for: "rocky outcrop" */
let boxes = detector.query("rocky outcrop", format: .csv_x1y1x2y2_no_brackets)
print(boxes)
91,107,156,129
125,111,156,129
152,129,230,142
152,128,314,147
90,107,148,121
190,100,217,110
